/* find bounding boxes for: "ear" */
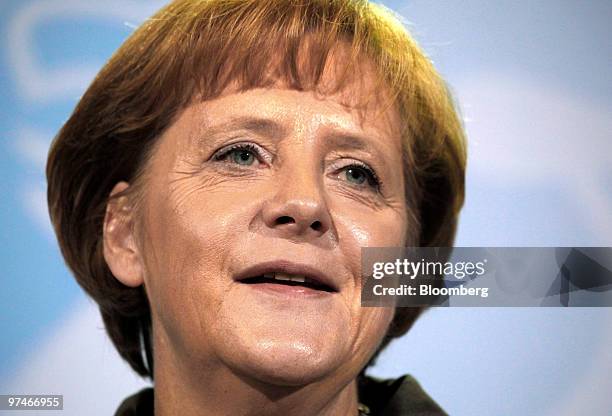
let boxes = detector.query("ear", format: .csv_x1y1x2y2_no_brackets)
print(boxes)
103,181,144,287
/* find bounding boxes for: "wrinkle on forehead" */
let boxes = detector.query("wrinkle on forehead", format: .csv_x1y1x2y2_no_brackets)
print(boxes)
190,37,403,143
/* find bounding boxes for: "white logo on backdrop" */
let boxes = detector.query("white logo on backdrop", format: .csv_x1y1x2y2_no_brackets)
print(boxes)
7,0,163,235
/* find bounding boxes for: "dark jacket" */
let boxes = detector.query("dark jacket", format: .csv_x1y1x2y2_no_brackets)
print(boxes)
114,374,447,415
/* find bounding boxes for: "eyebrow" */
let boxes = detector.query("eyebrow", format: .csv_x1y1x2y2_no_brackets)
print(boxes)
325,132,376,153
204,116,287,139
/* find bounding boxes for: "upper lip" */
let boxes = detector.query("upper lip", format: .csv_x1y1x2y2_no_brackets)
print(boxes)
234,260,340,292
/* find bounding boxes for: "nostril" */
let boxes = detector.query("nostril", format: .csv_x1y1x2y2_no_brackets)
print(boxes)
311,220,323,231
276,216,294,225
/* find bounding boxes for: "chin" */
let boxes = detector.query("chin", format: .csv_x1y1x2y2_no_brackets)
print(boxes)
227,340,345,387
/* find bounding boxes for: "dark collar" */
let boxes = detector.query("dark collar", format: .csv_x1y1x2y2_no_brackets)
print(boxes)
114,374,447,416
358,374,447,416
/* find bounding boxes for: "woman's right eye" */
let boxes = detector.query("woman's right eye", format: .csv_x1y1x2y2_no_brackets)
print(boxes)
213,143,262,167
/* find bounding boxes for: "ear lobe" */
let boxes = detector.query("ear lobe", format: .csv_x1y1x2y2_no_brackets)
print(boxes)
103,181,144,287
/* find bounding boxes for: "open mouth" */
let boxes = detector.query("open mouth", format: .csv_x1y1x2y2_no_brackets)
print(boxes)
240,272,336,293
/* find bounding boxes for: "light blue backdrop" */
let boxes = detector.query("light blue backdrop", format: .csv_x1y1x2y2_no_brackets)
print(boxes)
1,1,611,415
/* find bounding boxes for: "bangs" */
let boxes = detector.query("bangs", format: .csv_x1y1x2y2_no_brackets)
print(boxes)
187,6,366,97
168,1,397,100
107,0,412,137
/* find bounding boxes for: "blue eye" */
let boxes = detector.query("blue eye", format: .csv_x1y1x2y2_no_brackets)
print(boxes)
230,148,255,165
345,166,367,184
214,144,259,166
342,163,381,189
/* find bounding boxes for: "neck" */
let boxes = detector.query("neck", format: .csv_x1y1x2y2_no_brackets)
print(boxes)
152,338,360,416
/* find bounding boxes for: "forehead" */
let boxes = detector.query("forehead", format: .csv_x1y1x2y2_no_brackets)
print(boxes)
190,51,403,150
189,38,402,138
191,86,401,154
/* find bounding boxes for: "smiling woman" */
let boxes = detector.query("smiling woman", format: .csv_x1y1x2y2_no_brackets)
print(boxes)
45,1,466,415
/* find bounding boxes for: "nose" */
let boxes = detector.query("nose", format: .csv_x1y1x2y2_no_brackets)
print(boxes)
261,165,333,240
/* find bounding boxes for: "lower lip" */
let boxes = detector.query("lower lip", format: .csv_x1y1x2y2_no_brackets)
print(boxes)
241,282,335,298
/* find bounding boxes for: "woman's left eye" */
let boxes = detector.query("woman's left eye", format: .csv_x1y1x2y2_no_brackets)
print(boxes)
340,163,381,190
229,148,256,165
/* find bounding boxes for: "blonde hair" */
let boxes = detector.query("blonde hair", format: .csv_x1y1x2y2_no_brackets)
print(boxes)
47,0,466,378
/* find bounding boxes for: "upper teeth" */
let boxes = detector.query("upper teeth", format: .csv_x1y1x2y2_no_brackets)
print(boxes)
263,272,306,283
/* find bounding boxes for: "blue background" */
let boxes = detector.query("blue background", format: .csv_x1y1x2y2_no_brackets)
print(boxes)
1,1,611,415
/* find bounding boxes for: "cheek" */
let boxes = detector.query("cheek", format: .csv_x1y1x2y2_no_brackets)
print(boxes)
331,200,407,281
138,179,254,345
360,306,395,344
343,211,406,247
329,203,405,356
329,190,408,249
143,173,253,268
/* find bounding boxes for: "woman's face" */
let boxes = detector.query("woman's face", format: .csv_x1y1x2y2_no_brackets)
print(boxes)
133,76,409,386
